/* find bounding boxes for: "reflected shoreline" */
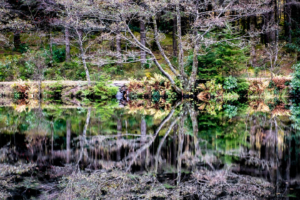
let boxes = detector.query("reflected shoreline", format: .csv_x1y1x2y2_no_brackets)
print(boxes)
0,97,300,199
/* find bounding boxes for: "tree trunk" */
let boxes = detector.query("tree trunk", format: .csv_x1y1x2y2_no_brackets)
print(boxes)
176,2,186,80
140,116,147,165
266,0,275,43
79,41,91,86
186,39,199,92
286,0,292,43
66,119,71,163
77,107,91,168
126,20,182,94
172,15,178,57
250,16,257,68
116,29,121,60
65,28,71,62
274,0,279,43
140,20,146,65
13,32,21,51
117,117,122,161
49,28,53,58
152,15,179,77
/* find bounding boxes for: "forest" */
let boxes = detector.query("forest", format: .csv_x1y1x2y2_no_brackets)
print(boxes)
2,0,300,199
0,0,300,97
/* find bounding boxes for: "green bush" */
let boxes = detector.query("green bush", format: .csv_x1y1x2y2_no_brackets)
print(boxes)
268,80,275,88
14,43,29,53
291,63,300,95
234,79,249,96
223,76,237,90
90,76,119,100
52,45,66,63
223,104,237,119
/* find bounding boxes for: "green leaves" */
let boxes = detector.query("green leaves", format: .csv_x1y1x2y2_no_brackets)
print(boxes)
291,63,300,95
92,75,118,99
223,105,237,119
223,76,237,90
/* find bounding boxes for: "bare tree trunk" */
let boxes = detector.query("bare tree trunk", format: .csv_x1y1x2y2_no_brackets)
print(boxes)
152,15,179,77
173,15,178,57
117,117,122,161
177,116,185,185
83,107,91,137
13,32,21,51
176,2,187,81
77,107,91,169
274,0,279,43
286,0,292,43
266,0,276,43
67,119,71,163
141,117,147,142
140,20,146,65
186,39,199,92
65,28,71,62
116,29,121,60
79,40,91,86
125,20,182,94
49,28,53,58
250,16,257,68
140,116,147,167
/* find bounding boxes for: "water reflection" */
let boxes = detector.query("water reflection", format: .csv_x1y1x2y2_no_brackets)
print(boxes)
0,99,300,199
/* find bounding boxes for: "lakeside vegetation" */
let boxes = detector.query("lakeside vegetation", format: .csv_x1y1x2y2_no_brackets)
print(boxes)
2,0,300,199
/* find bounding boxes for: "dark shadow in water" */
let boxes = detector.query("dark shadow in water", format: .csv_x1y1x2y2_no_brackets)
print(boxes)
0,98,300,198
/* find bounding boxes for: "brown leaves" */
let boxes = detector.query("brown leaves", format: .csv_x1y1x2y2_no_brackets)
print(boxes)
271,77,290,90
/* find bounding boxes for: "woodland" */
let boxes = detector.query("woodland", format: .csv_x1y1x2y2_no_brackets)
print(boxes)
2,0,300,199
0,0,300,97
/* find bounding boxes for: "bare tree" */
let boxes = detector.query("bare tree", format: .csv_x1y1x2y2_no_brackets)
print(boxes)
92,0,273,94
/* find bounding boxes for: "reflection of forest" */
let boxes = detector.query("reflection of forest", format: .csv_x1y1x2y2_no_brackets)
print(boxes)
0,100,300,198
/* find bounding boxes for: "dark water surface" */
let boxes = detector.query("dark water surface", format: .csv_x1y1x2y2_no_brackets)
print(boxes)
1,99,300,199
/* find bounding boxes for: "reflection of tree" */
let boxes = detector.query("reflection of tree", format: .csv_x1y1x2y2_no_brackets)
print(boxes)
76,107,91,171
2,101,300,199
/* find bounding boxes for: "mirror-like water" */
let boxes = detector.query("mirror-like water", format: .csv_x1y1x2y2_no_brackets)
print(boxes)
1,99,300,199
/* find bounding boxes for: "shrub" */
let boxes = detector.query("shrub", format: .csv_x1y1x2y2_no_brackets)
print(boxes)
92,76,119,99
291,63,300,95
223,76,237,90
271,77,289,90
52,45,66,63
14,43,29,53
223,104,238,119
235,79,249,96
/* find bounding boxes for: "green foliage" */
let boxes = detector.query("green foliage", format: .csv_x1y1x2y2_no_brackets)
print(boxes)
13,91,20,99
223,76,237,90
197,29,249,80
234,79,249,96
152,90,160,102
268,80,275,88
52,45,66,63
223,105,238,119
142,57,154,69
14,43,29,53
254,67,260,77
291,63,300,95
285,22,300,52
0,55,34,81
92,76,118,99
205,79,222,96
223,92,239,101
48,82,63,95
290,104,300,130
129,24,140,32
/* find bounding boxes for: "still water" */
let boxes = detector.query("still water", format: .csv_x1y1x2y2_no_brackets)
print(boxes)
0,98,300,199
